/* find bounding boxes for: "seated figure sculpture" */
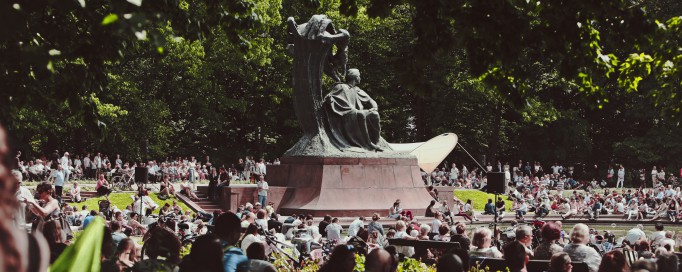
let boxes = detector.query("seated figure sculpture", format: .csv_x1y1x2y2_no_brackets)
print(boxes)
324,69,383,152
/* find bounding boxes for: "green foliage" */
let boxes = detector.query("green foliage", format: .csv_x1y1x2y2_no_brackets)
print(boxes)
180,243,192,259
397,257,436,272
5,0,682,173
354,253,365,272
453,190,513,211
468,260,496,272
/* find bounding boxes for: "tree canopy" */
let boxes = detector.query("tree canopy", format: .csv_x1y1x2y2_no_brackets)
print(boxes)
2,0,682,170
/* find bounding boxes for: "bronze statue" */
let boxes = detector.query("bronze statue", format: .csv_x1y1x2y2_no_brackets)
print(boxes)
325,69,383,151
285,15,392,156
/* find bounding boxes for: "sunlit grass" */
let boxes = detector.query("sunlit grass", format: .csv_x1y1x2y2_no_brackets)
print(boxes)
69,192,193,215
453,189,513,211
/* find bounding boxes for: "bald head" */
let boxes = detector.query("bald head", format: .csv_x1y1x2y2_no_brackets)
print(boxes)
365,248,392,272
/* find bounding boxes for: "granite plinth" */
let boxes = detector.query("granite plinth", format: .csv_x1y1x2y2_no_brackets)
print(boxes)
267,156,432,217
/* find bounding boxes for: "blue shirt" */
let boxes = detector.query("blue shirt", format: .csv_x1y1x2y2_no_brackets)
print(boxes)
112,232,127,246
484,202,495,213
54,170,65,186
222,240,248,272
83,215,95,229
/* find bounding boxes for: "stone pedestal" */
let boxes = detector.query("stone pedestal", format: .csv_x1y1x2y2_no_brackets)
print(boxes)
267,156,432,217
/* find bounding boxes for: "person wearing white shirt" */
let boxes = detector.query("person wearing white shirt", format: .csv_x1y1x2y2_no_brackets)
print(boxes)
305,219,322,243
649,223,666,247
257,159,267,176
325,218,343,242
658,169,666,185
625,225,647,244
347,217,365,237
615,200,625,214
431,213,443,236
616,165,625,188
60,152,71,183
73,155,82,171
93,153,101,178
70,181,82,203
516,199,528,221
666,185,675,198
241,223,265,252
449,163,459,182
257,175,269,207
656,189,665,200
13,170,33,229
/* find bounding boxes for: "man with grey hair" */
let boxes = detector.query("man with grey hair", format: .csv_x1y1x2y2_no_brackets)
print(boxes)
515,225,534,258
12,170,32,229
564,223,602,272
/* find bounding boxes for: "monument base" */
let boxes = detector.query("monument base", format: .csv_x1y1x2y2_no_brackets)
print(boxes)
267,156,432,217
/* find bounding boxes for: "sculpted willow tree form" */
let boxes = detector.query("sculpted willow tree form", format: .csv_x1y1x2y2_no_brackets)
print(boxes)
285,15,392,156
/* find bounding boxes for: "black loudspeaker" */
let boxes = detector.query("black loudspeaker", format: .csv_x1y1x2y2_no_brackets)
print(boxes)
486,172,506,194
135,167,148,184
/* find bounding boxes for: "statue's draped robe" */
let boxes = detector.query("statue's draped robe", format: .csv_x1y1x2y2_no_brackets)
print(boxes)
325,83,382,151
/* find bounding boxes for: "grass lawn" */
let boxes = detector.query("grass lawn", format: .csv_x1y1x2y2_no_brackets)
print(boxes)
453,190,513,211
70,192,194,215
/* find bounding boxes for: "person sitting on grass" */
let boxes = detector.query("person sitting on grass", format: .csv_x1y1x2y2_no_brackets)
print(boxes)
127,212,147,236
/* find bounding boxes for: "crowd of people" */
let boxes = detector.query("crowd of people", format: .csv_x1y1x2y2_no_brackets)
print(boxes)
320,211,681,272
6,140,682,272
13,150,279,204
422,161,682,224
15,150,279,184
425,161,681,190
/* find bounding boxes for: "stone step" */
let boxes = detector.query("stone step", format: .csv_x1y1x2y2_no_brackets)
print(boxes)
200,204,222,210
